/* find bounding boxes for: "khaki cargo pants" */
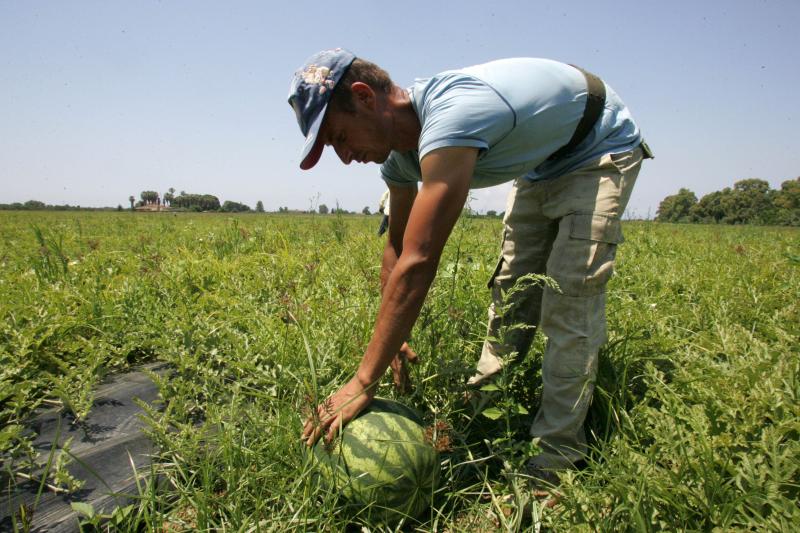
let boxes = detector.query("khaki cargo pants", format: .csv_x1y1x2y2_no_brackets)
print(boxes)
469,146,643,469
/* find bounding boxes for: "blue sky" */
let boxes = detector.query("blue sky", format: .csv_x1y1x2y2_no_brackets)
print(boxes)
1,0,798,216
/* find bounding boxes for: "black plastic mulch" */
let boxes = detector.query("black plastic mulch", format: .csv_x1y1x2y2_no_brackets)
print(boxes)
1,363,168,532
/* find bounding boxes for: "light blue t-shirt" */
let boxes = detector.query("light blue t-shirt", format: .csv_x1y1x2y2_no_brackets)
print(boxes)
380,58,641,189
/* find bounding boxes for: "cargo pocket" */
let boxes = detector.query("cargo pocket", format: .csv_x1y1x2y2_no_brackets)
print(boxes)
553,213,624,297
570,212,624,244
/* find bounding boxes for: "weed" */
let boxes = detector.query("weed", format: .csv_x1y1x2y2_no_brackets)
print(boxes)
0,213,797,531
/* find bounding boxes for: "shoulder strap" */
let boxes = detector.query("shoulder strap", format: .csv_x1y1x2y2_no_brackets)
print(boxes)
547,65,606,161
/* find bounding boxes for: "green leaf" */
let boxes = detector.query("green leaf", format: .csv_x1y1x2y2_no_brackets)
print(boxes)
481,407,504,420
0,424,22,447
479,383,500,392
71,501,95,519
110,505,134,525
515,404,529,415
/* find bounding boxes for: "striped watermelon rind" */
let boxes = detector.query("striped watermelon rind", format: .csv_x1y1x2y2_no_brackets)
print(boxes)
310,398,439,524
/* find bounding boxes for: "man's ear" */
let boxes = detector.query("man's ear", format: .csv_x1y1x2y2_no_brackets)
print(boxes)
350,82,376,109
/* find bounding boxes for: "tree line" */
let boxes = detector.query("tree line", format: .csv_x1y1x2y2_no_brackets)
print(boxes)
657,177,799,226
127,189,260,213
0,200,118,211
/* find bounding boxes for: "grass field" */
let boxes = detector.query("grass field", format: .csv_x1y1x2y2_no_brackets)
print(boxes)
1,211,798,531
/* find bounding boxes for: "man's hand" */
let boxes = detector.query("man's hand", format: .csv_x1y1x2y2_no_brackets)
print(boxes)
302,376,376,447
390,342,419,395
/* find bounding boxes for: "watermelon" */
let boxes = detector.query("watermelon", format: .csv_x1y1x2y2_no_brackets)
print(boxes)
309,397,440,525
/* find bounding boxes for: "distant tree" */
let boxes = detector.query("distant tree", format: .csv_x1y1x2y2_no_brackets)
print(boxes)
221,200,251,212
140,191,159,206
362,206,371,215
725,179,775,225
656,188,698,222
690,189,729,223
0,202,127,211
172,193,221,211
204,195,220,211
486,210,498,218
129,196,135,210
319,203,329,215
256,200,265,213
680,179,790,225
773,177,800,226
23,200,46,210
163,191,174,206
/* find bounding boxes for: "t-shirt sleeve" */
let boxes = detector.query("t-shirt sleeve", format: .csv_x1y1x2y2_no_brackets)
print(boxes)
417,74,515,161
380,151,421,188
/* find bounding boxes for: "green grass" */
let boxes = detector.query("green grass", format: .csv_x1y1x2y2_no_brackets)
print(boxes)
1,211,798,531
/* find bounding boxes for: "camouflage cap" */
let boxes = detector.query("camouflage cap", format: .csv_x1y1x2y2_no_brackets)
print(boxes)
288,48,356,170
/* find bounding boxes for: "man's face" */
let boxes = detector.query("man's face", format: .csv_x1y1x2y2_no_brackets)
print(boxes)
319,103,393,166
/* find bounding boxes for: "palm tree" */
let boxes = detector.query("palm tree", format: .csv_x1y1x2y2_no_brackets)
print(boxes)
141,191,158,205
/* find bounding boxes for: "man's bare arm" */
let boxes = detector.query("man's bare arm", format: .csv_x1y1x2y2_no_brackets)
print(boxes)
380,184,418,393
358,147,476,386
381,184,417,293
303,146,477,445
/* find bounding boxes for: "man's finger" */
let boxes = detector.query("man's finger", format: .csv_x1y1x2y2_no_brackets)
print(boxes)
305,416,328,447
390,354,404,379
305,425,322,447
390,354,412,395
302,417,317,445
325,416,342,444
303,414,322,440
302,404,334,446
399,343,419,363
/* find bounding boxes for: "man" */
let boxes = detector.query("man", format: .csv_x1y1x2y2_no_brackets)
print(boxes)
289,48,650,481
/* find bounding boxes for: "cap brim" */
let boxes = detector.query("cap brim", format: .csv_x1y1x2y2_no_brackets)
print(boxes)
299,106,326,170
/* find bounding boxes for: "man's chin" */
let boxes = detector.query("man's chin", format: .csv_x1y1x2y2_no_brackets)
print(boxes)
374,151,392,164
